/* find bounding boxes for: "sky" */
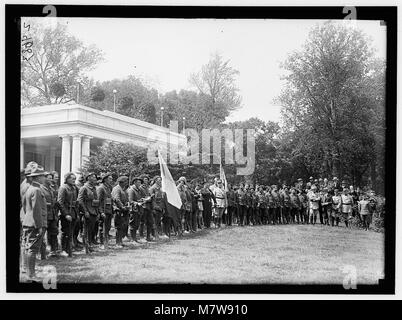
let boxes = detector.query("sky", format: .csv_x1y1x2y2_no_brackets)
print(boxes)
34,17,386,124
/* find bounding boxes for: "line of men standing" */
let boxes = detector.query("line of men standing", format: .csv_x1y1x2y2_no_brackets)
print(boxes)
19,160,380,282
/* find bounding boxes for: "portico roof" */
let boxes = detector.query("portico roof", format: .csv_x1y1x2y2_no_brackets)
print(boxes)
21,103,185,148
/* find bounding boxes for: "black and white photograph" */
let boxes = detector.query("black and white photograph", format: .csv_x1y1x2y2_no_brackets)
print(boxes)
4,4,397,295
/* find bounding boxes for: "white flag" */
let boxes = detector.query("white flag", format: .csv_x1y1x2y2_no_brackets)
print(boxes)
158,149,182,209
220,161,229,192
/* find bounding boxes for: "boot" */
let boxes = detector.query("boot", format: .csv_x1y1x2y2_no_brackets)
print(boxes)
130,230,138,243
20,252,28,274
27,253,41,282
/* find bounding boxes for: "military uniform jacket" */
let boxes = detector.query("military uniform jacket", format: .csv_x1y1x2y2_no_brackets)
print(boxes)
97,183,113,215
212,186,227,208
289,194,300,209
256,192,265,208
128,185,143,212
20,179,31,222
226,190,237,207
22,181,47,229
149,184,167,212
299,193,307,208
282,192,291,208
140,184,153,210
78,182,100,216
177,185,187,210
112,184,129,211
236,189,246,206
41,184,58,220
271,191,280,208
332,195,342,211
57,183,79,219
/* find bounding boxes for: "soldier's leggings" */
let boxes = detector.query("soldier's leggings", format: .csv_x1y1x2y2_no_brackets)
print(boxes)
73,217,81,246
47,218,59,252
82,215,97,251
153,209,163,236
290,208,298,223
115,210,129,245
143,208,155,240
191,209,197,231
129,210,141,240
227,206,235,226
184,210,192,231
98,213,113,245
238,205,246,226
60,216,76,254
245,207,252,225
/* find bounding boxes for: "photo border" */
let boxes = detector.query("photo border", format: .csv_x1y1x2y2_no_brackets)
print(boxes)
5,4,397,294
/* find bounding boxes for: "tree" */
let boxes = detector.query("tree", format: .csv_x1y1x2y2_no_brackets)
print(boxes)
21,18,104,107
86,76,158,124
275,21,385,190
81,142,158,181
189,52,242,125
91,87,106,102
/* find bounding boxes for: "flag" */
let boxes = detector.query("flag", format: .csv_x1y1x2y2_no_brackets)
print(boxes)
158,150,182,228
220,161,229,192
158,149,182,209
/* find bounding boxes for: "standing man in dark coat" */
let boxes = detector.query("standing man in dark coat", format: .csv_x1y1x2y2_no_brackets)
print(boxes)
226,184,237,226
128,176,145,243
41,172,59,257
97,172,114,249
112,176,130,248
78,172,100,254
21,165,47,281
57,172,79,257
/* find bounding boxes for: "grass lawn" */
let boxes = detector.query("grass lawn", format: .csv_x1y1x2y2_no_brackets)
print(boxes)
33,224,384,285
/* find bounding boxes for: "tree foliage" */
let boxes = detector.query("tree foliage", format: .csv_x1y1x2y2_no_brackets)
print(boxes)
21,18,104,107
275,21,385,192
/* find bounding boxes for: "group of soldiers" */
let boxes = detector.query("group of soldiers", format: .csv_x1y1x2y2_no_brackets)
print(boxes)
19,161,379,282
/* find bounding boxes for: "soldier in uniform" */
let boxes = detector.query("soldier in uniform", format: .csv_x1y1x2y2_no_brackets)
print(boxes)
211,179,227,228
340,188,353,228
298,189,308,224
281,186,291,224
112,176,130,248
149,176,168,239
194,184,204,229
256,186,265,225
20,162,37,273
331,188,342,226
321,188,332,226
41,172,59,257
271,185,281,224
226,184,236,226
236,184,246,226
78,172,100,254
140,175,155,241
308,185,320,225
58,172,79,257
97,172,114,249
127,176,144,243
21,165,47,281
358,194,372,231
289,188,300,224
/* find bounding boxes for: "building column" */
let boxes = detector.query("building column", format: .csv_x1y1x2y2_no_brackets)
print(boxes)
81,135,92,167
49,146,56,171
20,139,25,170
71,134,83,174
60,135,71,181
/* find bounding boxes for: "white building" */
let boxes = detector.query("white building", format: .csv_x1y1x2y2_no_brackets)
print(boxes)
21,103,186,179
